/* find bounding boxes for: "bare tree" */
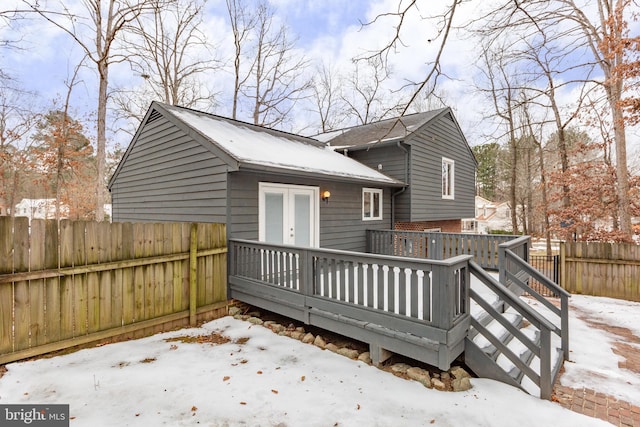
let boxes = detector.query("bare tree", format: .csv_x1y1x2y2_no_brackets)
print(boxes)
308,62,347,133
226,0,256,120
225,0,310,128
477,0,636,238
341,56,409,125
476,43,525,233
112,0,219,132
0,76,38,217
362,0,461,117
246,2,310,128
22,0,159,221
125,0,218,108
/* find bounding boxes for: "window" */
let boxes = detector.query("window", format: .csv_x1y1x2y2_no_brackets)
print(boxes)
442,157,454,199
362,188,382,220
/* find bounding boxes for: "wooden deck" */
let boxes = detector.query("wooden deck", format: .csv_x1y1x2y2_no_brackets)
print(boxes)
228,231,570,399
228,239,471,370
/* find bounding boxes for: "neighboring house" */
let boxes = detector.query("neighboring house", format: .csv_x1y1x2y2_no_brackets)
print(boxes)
462,196,513,234
13,198,68,222
108,102,405,252
315,108,476,233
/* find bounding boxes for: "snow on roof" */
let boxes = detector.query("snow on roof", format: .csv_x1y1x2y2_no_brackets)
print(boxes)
167,106,403,185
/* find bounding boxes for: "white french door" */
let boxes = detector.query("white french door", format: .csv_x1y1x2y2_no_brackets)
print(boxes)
259,183,319,247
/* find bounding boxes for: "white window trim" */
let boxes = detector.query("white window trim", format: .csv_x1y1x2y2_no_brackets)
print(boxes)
362,188,383,221
442,157,455,200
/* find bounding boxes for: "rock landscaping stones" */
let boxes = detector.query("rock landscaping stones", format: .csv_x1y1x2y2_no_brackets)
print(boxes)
450,366,471,380
452,377,472,392
407,367,432,388
390,363,412,374
302,333,315,344
432,378,447,391
325,343,339,353
313,335,326,349
337,348,359,359
247,317,263,325
358,352,372,364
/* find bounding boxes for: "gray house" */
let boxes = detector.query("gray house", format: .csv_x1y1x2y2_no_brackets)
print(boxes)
108,102,568,399
108,101,406,251
315,108,476,233
109,103,476,249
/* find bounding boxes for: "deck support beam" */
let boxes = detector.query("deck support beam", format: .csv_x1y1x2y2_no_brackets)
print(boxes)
370,344,393,367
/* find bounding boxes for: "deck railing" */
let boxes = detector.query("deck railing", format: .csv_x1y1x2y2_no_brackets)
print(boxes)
367,230,521,270
499,244,571,360
228,239,472,369
229,239,470,332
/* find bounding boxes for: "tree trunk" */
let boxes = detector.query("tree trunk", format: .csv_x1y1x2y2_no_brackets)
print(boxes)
95,60,108,222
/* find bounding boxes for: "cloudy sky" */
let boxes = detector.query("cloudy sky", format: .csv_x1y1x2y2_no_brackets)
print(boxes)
1,0,638,157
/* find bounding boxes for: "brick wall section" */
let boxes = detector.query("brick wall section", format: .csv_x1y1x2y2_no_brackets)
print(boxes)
394,220,462,233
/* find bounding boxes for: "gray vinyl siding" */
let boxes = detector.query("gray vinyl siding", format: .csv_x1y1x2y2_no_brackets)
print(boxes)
228,171,393,252
346,144,412,222
408,112,475,221
110,114,228,223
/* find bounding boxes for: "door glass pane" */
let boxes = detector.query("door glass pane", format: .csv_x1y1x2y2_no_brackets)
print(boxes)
294,194,311,247
265,192,284,244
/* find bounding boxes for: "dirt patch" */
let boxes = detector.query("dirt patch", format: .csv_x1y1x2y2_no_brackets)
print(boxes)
165,332,231,346
0,365,6,379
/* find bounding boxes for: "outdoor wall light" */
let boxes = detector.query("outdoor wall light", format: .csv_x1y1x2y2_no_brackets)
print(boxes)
321,190,331,203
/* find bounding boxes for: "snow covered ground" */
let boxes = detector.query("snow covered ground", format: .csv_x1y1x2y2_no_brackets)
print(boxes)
0,294,638,427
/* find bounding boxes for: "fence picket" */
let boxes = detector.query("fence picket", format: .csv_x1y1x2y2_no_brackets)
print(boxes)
122,222,136,327
0,217,13,353
86,222,100,334
44,219,61,343
98,222,113,330
73,221,88,336
59,221,74,340
13,217,30,351
29,220,46,347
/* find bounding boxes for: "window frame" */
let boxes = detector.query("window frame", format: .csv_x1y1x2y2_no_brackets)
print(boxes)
362,188,383,221
442,157,455,200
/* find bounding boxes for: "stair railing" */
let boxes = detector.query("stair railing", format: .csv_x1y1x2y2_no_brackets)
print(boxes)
500,247,571,360
469,261,557,399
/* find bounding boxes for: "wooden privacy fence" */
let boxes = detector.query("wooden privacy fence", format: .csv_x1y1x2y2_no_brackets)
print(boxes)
0,217,228,364
560,241,640,302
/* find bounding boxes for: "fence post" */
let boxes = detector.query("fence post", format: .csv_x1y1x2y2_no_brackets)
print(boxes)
559,241,566,290
189,223,198,326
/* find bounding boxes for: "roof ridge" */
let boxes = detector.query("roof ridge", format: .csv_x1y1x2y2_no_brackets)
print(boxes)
158,102,326,148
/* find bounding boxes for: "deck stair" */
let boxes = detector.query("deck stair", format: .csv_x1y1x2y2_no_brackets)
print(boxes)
465,257,570,399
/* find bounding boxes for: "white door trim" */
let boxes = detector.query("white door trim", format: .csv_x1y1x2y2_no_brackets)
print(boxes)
258,182,320,247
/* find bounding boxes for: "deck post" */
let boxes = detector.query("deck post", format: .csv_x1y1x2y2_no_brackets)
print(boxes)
301,248,313,324
432,264,453,331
